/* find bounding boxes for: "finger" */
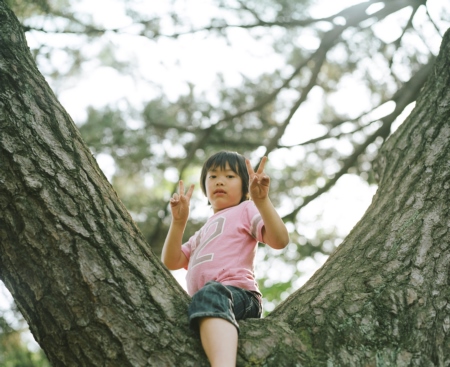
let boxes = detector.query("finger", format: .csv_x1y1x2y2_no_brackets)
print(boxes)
245,158,255,176
179,180,185,195
250,174,261,187
260,175,270,185
185,184,195,199
256,156,267,174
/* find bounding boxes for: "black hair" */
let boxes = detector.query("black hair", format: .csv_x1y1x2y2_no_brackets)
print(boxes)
200,151,249,203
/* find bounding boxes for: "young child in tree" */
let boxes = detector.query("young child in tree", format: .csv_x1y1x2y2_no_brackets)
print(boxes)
161,151,289,367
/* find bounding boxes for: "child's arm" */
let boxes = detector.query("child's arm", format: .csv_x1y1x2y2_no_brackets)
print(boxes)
161,180,195,270
246,157,290,250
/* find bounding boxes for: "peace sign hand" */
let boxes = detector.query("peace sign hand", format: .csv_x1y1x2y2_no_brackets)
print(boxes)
246,156,270,202
170,180,195,224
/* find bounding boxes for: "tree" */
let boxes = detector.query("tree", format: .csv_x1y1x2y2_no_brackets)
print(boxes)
2,1,445,316
1,1,449,365
5,0,447,273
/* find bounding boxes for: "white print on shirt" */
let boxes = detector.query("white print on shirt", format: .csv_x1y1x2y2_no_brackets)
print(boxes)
190,216,225,268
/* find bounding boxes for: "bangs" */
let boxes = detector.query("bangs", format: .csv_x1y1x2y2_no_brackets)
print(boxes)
205,152,241,174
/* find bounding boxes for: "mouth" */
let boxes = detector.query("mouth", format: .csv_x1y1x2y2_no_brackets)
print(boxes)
213,189,226,194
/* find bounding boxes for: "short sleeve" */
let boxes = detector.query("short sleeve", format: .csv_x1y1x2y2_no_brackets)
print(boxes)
180,242,190,270
243,201,265,243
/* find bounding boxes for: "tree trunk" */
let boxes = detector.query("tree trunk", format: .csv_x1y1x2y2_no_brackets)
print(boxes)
1,2,449,366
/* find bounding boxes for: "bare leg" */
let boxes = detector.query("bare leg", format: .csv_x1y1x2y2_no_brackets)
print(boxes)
199,317,238,367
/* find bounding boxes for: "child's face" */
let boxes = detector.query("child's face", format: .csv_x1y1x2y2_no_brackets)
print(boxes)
205,162,244,213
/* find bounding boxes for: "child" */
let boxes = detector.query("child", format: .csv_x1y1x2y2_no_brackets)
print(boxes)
161,151,289,367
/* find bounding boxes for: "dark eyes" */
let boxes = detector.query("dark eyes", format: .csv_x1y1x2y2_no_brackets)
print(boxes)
208,175,235,179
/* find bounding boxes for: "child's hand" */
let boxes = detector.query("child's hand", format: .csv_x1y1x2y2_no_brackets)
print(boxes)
170,180,195,223
246,156,270,202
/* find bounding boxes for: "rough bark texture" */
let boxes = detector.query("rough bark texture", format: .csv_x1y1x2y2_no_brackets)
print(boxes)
0,2,449,366
0,3,204,366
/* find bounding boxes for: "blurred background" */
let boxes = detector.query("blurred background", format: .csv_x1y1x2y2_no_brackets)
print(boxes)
1,0,449,364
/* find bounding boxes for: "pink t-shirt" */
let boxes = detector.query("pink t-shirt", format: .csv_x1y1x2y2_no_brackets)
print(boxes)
181,201,265,296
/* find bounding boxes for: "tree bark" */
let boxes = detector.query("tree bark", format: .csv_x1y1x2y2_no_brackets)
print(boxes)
0,3,204,366
1,2,449,366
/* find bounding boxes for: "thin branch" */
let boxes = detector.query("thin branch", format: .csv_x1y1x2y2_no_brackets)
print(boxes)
20,0,381,39
262,24,346,156
158,0,386,39
425,3,444,38
21,0,416,44
388,4,420,69
282,58,434,222
147,121,196,133
282,121,388,223
235,0,264,23
281,124,365,148
277,95,396,148
262,0,418,157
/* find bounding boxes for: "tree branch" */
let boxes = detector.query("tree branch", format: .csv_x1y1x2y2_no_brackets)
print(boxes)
282,58,434,222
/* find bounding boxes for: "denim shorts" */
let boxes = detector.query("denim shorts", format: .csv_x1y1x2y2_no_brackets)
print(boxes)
188,281,262,333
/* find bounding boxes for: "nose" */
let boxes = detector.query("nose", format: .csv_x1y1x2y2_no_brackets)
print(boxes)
216,178,224,185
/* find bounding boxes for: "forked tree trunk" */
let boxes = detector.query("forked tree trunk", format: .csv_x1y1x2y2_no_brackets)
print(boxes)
1,2,449,366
